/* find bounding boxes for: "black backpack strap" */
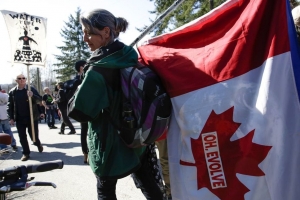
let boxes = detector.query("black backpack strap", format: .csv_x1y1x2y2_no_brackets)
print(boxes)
89,66,121,152
89,66,141,148
100,110,109,152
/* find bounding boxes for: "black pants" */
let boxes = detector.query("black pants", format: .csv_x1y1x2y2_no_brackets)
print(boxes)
80,122,88,154
96,153,163,200
16,120,41,155
60,108,75,132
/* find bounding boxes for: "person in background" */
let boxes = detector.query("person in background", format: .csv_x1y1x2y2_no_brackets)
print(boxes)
156,139,172,199
74,60,89,163
69,9,163,199
38,102,46,123
42,87,57,129
292,5,300,46
7,74,44,161
52,89,60,121
53,82,76,135
0,85,17,151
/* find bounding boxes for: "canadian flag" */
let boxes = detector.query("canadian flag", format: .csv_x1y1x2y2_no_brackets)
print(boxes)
138,0,300,199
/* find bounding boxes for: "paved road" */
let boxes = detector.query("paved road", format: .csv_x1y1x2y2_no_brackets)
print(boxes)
0,119,145,200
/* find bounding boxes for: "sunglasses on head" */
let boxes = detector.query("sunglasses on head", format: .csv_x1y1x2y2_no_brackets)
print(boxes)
17,77,26,80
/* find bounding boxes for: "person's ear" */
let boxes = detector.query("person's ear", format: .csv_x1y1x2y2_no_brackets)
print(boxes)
103,27,110,38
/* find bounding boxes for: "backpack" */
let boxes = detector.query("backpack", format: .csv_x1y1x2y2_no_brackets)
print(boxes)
92,63,172,148
64,78,81,101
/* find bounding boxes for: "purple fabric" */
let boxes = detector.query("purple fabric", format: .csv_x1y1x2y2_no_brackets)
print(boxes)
120,66,171,148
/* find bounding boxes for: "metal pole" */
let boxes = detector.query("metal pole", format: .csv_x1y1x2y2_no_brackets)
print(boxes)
37,67,41,94
26,64,36,142
130,0,186,47
210,0,214,10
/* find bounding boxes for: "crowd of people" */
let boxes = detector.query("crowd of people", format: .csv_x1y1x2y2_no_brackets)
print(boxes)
27,4,300,199
0,69,87,161
1,3,299,200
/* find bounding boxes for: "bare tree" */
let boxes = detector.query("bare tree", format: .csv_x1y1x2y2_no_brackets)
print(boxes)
28,67,42,93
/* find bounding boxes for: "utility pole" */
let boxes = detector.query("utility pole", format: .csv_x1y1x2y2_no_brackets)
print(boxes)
130,0,186,46
37,67,42,94
210,0,214,10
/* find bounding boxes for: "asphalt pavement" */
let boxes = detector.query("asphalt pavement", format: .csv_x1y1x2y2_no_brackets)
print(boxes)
0,119,146,200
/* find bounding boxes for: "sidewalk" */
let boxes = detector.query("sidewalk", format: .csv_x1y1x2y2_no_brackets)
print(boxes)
0,119,145,200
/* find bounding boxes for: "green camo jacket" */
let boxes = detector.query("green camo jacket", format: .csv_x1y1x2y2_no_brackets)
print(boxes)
71,41,145,179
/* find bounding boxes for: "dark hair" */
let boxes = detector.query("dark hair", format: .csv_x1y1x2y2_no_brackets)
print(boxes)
75,60,87,72
80,9,128,44
56,82,64,87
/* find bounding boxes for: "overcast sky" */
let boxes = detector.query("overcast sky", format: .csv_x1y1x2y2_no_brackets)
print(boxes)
0,0,155,84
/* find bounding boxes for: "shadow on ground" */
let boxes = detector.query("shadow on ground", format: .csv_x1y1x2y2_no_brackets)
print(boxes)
1,148,88,166
43,142,81,149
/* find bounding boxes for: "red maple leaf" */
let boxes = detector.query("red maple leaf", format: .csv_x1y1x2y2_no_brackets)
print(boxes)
180,107,272,200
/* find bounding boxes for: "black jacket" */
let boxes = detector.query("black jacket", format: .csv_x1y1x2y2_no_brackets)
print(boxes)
7,85,42,121
56,89,68,110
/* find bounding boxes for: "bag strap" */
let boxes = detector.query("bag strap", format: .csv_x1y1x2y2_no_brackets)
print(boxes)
89,65,139,132
89,66,133,150
88,66,117,152
103,109,139,134
100,110,109,152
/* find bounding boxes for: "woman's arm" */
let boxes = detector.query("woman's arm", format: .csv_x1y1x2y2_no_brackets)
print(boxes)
68,69,109,122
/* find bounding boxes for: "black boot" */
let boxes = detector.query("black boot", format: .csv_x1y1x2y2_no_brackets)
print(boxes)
67,130,76,135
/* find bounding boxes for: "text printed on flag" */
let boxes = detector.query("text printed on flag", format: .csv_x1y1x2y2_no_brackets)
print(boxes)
202,132,227,189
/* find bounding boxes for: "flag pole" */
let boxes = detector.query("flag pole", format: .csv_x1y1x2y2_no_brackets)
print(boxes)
130,0,185,47
26,63,36,142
